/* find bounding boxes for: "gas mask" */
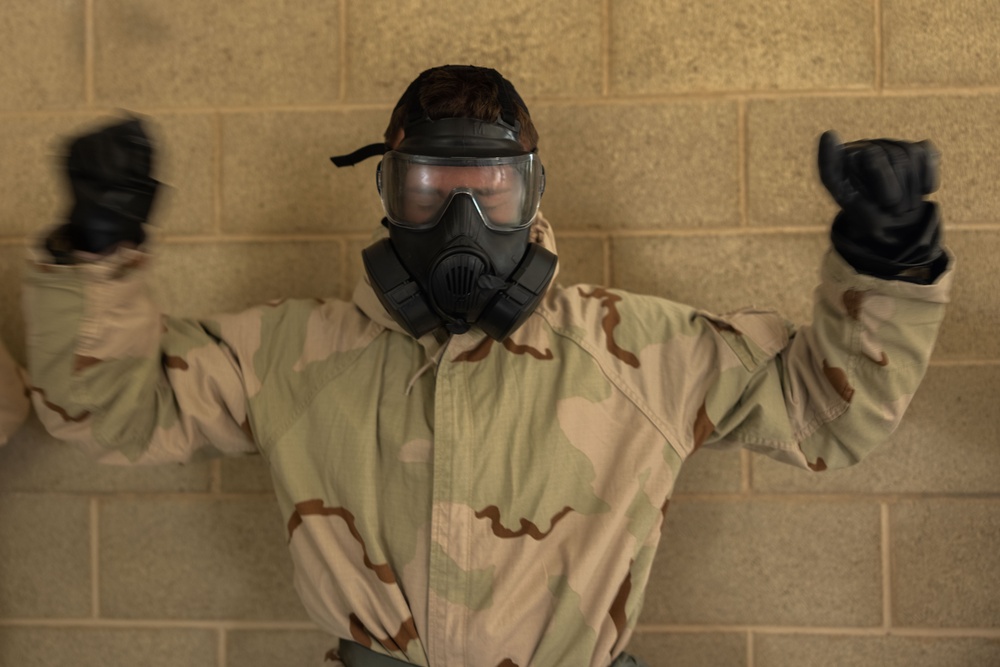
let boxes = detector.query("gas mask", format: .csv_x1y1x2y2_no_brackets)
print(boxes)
331,68,557,340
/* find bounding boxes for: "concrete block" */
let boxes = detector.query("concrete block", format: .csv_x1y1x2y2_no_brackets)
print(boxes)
227,629,337,667
533,102,740,231
643,499,883,626
0,494,90,618
146,113,217,236
610,0,874,94
0,416,212,493
344,0,603,102
221,111,386,235
0,114,101,240
752,365,1000,494
626,631,746,667
891,500,1000,628
0,1,85,110
884,0,1000,87
220,455,274,494
346,237,375,302
99,496,308,620
674,448,743,495
150,240,344,317
611,232,828,321
93,0,340,108
0,627,217,667
933,230,1000,360
0,113,215,240
0,246,28,360
755,633,1000,667
548,234,605,287
747,95,1000,228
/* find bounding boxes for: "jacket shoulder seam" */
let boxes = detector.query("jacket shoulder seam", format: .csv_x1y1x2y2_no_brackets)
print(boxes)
535,311,687,459
253,319,385,448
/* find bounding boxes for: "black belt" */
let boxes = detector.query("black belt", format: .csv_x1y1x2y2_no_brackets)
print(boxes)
338,640,416,667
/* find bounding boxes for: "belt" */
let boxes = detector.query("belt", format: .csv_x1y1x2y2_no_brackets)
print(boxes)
338,640,415,667
338,639,650,667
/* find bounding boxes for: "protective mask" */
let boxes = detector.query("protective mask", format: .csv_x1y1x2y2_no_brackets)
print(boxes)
331,69,557,340
363,146,555,338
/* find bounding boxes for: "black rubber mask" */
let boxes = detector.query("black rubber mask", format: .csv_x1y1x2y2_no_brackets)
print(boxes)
363,188,555,339
332,66,557,340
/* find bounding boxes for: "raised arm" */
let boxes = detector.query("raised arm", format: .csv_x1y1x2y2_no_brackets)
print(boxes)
695,131,952,469
24,118,257,464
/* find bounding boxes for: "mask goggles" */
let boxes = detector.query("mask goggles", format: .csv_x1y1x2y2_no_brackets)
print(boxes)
377,151,544,231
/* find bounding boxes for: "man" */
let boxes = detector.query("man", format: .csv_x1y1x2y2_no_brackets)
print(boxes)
23,65,951,667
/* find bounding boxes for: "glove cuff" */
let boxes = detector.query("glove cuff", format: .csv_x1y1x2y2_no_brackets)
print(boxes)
831,202,946,284
68,201,147,254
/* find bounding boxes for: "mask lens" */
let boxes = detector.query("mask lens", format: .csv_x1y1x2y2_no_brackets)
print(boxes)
380,152,542,230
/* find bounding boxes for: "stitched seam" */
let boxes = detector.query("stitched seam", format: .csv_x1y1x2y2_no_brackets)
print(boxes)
253,320,385,449
535,310,687,461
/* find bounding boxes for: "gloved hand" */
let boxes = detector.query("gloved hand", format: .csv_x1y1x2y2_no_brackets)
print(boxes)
818,130,946,283
62,117,160,254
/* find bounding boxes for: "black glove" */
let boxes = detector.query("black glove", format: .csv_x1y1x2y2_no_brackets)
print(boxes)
62,117,160,254
818,130,946,283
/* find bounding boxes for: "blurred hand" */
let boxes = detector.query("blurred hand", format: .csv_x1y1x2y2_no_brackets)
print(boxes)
64,116,160,254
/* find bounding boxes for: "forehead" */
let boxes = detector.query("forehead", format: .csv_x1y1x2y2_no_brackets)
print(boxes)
404,164,514,191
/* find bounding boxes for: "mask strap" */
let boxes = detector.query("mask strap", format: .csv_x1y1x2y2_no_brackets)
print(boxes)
330,66,529,168
330,143,387,168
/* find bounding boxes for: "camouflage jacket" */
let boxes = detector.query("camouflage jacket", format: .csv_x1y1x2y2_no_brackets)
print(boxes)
23,217,952,667
0,340,29,446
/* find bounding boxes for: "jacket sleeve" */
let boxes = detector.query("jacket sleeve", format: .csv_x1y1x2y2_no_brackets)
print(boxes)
22,247,257,465
0,339,30,446
695,249,952,471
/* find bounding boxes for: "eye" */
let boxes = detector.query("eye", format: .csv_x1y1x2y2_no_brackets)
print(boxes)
410,196,440,210
477,194,504,207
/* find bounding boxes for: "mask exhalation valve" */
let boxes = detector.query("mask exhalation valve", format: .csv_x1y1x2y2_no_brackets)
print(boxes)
430,252,489,331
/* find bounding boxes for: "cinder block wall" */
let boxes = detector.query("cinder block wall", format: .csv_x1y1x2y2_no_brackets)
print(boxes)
1,1,998,665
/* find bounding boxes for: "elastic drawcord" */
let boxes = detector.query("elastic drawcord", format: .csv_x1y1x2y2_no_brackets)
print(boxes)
404,343,448,396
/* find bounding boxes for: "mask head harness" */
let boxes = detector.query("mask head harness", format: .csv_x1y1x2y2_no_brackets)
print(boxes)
331,66,557,341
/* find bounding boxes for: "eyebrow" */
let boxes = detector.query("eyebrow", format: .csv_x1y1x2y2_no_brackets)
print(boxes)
406,185,513,197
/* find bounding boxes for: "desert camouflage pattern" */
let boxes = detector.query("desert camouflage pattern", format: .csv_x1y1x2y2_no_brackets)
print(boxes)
0,339,30,445
23,215,951,667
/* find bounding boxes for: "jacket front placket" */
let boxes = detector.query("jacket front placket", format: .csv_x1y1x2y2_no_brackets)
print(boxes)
425,328,489,667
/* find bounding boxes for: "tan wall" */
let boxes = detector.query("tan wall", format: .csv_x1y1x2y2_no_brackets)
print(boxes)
1,1,999,665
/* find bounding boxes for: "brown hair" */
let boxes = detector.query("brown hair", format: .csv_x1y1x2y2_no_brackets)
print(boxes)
384,66,539,151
